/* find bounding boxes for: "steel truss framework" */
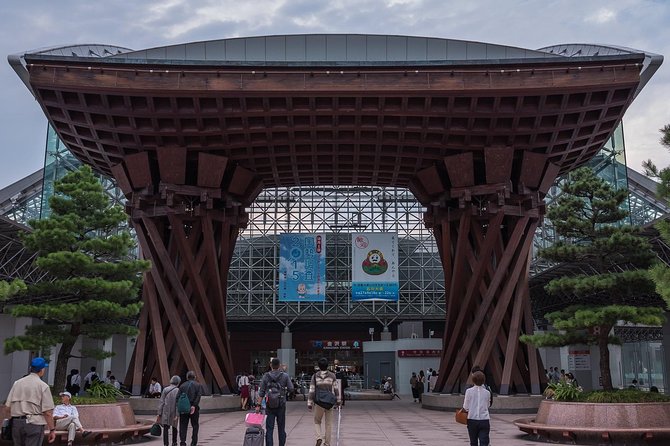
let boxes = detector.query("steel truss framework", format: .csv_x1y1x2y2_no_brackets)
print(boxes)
614,326,663,343
228,186,445,323
0,216,48,286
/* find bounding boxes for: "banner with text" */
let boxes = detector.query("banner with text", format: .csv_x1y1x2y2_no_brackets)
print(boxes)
279,234,326,302
351,233,399,301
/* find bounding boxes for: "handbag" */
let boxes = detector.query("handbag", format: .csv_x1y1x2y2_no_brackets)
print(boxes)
245,412,266,427
1,418,12,441
150,423,162,436
455,408,468,425
314,387,337,410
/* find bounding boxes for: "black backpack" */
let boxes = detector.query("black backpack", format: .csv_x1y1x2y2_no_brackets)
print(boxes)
265,374,284,409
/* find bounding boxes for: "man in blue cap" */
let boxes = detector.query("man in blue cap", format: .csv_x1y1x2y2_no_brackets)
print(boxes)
5,357,56,446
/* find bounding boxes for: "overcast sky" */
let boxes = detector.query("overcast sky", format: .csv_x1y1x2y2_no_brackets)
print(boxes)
0,0,669,189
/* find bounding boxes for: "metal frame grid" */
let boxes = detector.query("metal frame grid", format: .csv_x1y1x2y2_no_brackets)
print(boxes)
1,186,42,225
40,125,127,218
0,217,48,285
227,186,445,324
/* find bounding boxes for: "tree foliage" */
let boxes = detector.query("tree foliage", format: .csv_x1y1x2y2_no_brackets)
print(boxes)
643,123,670,304
520,167,665,391
1,166,150,390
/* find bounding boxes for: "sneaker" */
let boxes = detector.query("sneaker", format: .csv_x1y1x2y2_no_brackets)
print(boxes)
82,431,92,438
316,440,322,446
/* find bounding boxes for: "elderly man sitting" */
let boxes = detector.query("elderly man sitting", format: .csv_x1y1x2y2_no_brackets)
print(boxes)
53,391,91,446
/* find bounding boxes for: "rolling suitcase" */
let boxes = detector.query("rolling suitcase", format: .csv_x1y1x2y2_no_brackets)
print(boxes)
243,426,264,446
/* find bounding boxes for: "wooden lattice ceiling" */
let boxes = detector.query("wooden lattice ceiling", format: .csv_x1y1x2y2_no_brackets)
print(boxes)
26,55,642,204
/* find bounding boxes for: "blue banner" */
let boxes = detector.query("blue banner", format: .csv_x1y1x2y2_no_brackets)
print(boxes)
278,234,326,302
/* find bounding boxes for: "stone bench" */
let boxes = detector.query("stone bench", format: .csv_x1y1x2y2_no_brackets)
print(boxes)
514,400,670,444
1,402,152,445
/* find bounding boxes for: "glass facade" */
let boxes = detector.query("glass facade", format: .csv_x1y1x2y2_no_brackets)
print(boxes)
621,341,665,391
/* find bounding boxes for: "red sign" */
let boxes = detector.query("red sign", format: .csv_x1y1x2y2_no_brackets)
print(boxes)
397,349,441,358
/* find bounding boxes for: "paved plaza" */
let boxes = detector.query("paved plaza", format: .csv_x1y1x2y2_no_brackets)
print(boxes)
148,399,540,446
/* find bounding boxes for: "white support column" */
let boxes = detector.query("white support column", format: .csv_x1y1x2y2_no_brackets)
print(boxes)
279,327,295,377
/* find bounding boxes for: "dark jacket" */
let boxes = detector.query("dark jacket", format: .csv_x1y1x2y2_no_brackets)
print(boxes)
178,380,203,408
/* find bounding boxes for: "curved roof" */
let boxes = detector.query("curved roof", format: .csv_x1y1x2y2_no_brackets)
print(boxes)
9,34,663,205
11,35,662,98
113,34,556,63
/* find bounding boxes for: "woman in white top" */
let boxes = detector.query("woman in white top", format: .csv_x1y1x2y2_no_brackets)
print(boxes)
238,373,250,410
462,371,491,446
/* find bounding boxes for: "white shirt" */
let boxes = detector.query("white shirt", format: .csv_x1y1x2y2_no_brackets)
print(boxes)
54,403,79,419
70,374,81,387
83,371,96,385
111,381,121,389
463,385,490,420
149,382,162,393
238,375,249,387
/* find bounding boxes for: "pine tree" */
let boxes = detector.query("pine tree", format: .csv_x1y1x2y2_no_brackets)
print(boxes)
643,124,670,303
0,166,150,391
520,167,665,391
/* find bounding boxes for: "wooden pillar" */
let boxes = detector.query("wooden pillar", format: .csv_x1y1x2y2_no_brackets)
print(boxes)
116,151,258,393
417,150,558,396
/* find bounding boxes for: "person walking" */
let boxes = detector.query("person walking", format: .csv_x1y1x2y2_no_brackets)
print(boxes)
238,372,250,410
178,371,203,446
157,375,181,446
429,370,438,393
256,358,293,446
462,370,491,446
53,391,91,446
410,372,419,402
4,357,57,446
334,366,348,406
308,358,340,446
417,370,425,403
467,366,493,407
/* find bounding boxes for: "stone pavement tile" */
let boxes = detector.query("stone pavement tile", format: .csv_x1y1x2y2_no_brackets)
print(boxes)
141,400,542,445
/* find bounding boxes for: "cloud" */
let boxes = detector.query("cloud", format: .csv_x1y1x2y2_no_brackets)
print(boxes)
1,0,669,190
585,8,617,24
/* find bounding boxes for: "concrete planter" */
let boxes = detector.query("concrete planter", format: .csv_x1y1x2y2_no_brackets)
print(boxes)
421,393,543,413
514,399,670,444
128,394,240,414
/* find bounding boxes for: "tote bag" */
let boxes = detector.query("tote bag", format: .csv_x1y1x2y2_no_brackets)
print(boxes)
455,408,468,425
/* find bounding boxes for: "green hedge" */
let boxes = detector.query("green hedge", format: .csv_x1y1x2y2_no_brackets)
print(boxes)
579,389,670,403
69,396,119,405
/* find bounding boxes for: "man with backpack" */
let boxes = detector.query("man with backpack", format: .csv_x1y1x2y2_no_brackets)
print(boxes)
177,371,203,446
308,358,341,446
255,358,293,446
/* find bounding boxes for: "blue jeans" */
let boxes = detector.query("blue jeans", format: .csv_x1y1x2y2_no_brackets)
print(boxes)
265,405,286,446
466,419,490,446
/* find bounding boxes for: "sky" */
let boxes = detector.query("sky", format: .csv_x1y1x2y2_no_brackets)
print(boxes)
0,0,669,189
